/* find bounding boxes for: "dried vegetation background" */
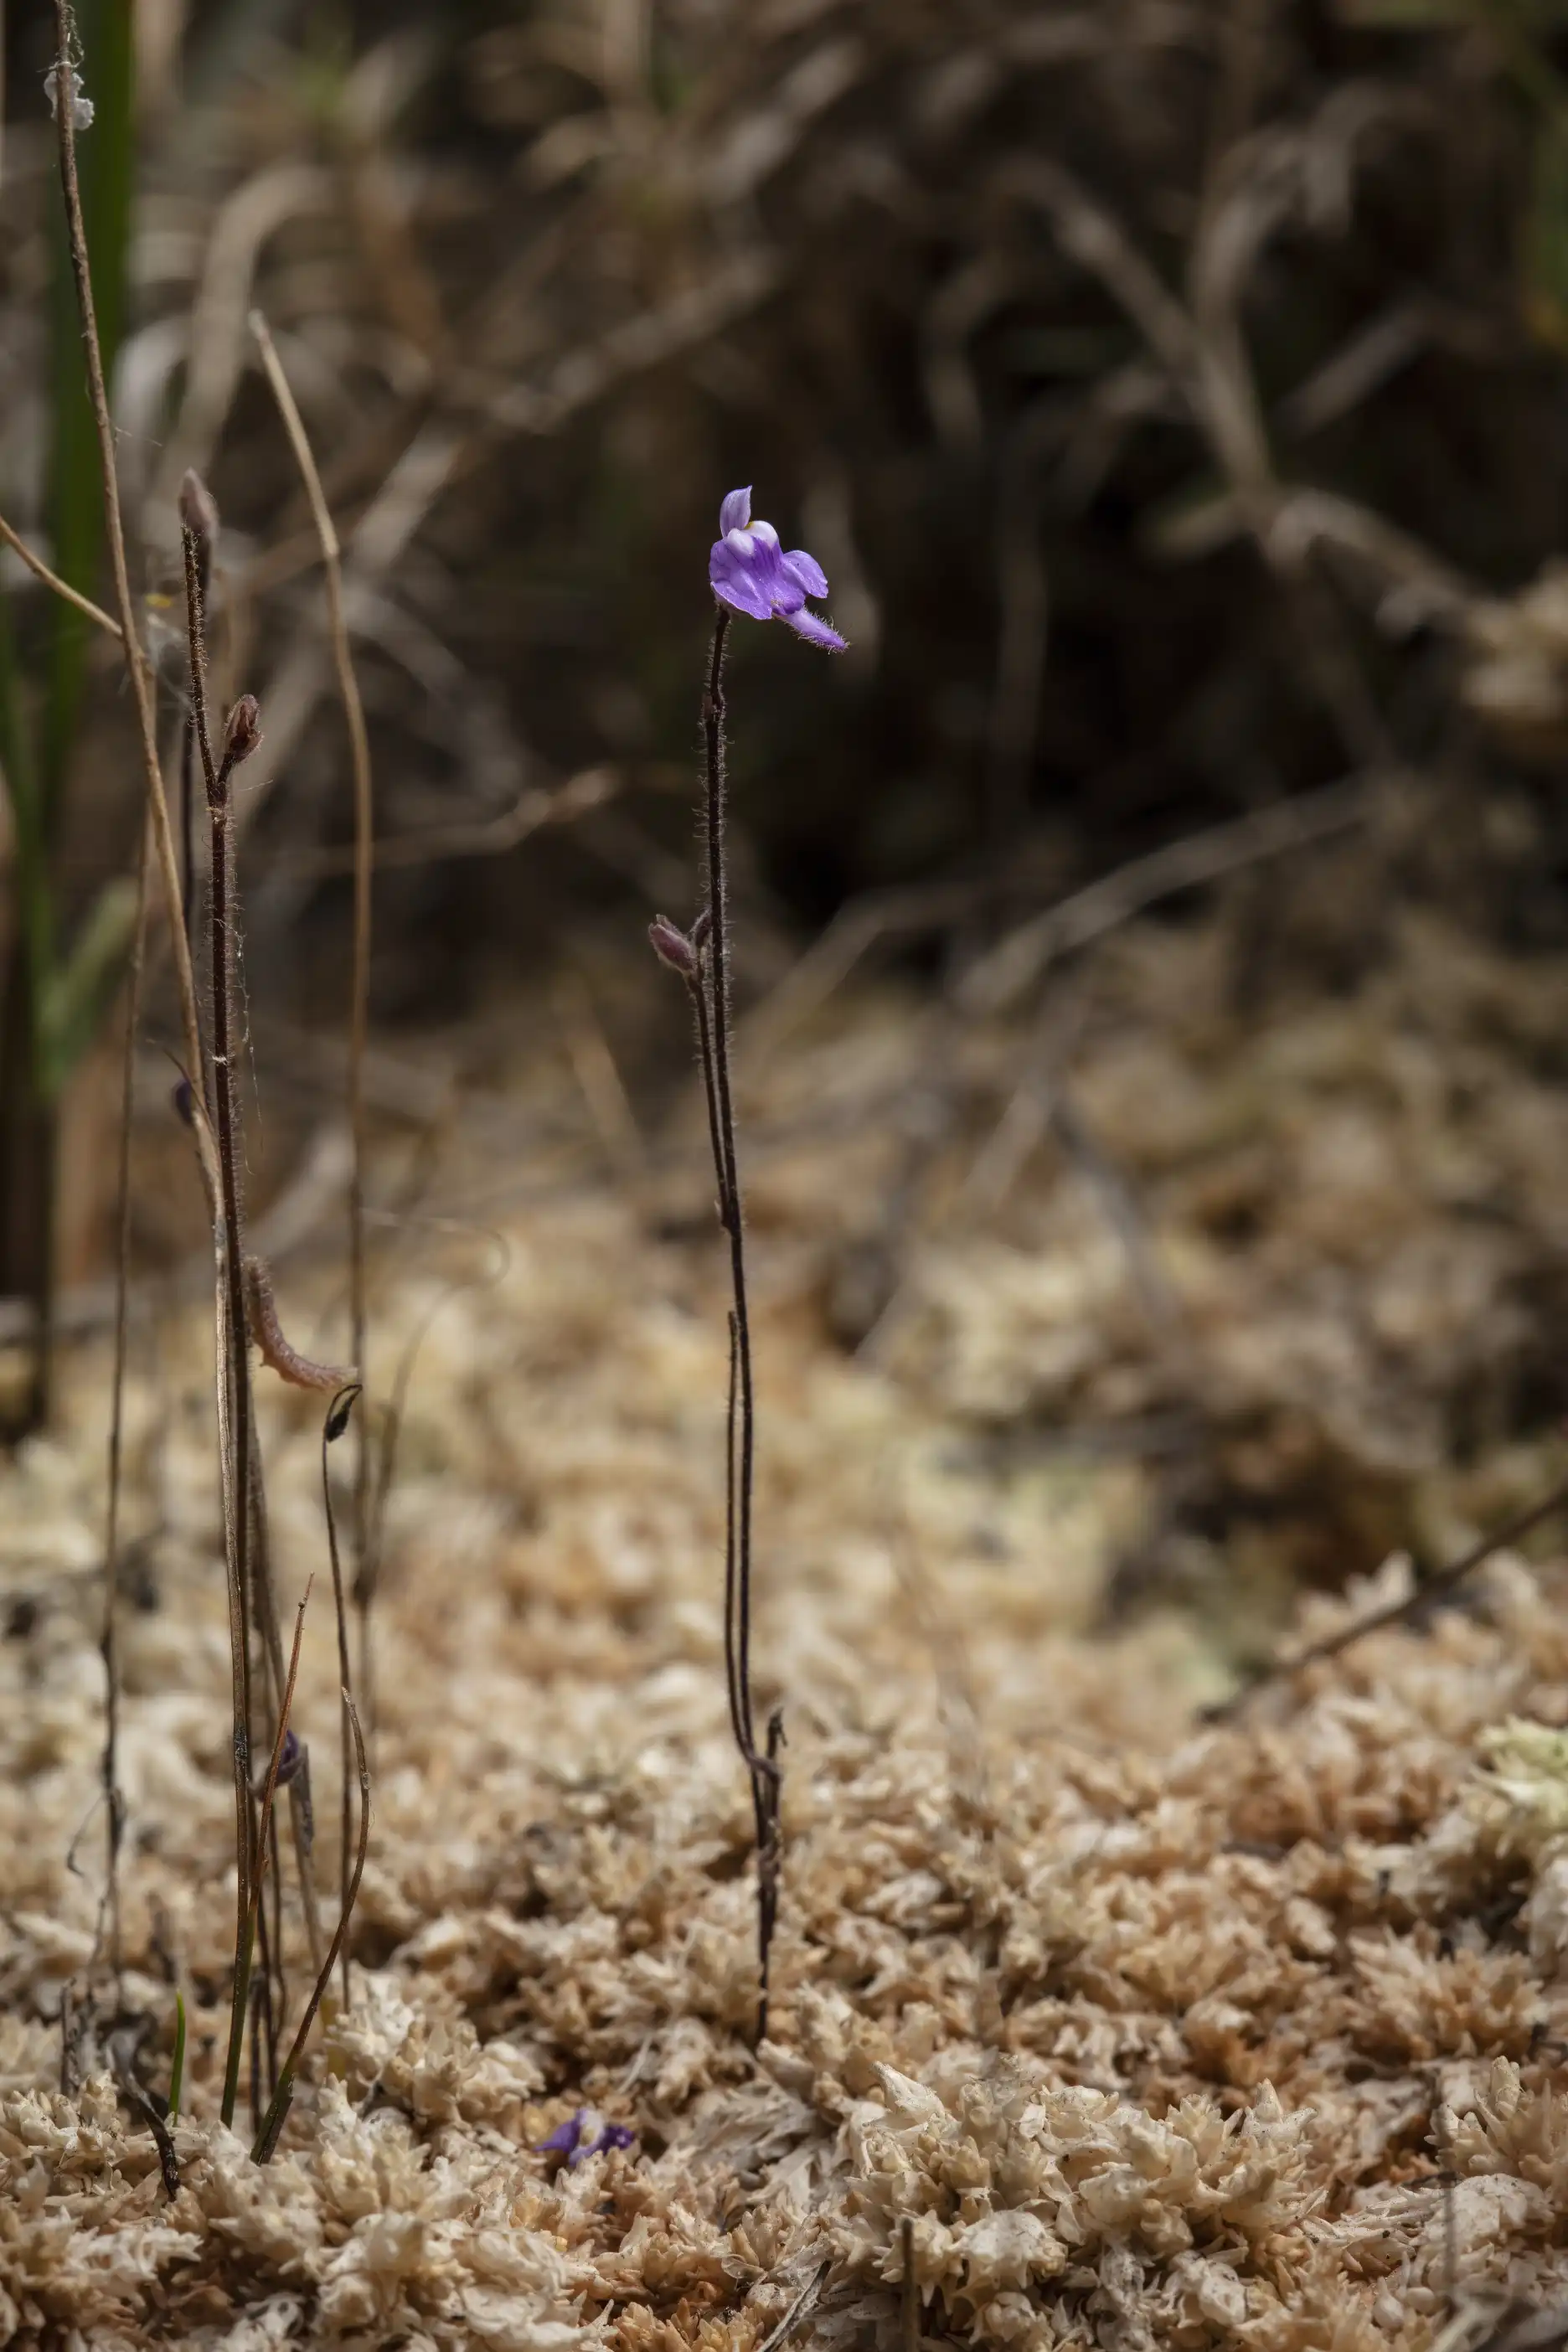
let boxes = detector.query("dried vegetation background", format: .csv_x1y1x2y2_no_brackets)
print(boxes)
5,0,1568,2346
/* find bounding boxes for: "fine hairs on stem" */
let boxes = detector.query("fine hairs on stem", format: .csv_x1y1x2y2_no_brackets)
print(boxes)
177,470,218,965
651,610,783,2045
181,529,265,2127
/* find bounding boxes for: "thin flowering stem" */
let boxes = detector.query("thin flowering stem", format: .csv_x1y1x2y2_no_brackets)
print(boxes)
696,609,783,2044
701,612,759,1752
656,489,840,2044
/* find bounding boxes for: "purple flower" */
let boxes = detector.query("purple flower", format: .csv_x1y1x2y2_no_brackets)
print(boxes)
709,487,846,652
535,2107,637,2166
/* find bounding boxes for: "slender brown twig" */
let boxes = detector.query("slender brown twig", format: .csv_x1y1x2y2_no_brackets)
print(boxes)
249,312,376,1717
1202,1470,1568,1724
48,0,219,2040
177,473,218,972
181,543,264,2126
0,510,122,640
49,2,204,1096
322,1384,363,2010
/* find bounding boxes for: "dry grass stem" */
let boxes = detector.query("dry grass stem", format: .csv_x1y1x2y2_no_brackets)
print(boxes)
249,310,375,1694
321,1384,364,2013
0,510,122,641
49,1,205,1101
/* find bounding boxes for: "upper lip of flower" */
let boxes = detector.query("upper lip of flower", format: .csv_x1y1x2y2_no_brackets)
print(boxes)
709,488,846,651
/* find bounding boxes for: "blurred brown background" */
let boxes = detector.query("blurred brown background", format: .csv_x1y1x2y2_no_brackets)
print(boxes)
4,0,1568,1638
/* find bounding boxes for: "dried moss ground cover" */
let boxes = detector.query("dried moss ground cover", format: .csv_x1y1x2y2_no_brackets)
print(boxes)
4,887,1568,2350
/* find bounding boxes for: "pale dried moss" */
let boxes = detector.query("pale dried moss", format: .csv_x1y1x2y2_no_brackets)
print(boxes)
7,1555,1568,2349
4,936,1568,2348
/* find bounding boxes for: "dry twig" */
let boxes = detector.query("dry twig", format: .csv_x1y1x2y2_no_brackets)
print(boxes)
250,309,376,1710
1204,1471,1568,1724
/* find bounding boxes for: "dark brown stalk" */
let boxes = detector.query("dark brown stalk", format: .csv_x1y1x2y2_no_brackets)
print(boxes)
176,472,218,973
183,540,260,2128
1202,1468,1568,1724
322,1384,363,2009
694,611,781,2044
98,818,152,1995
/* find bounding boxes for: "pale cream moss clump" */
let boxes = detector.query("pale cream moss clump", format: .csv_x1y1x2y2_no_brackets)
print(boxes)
9,1549,1568,2346
5,1028,1568,2348
833,2060,1317,2351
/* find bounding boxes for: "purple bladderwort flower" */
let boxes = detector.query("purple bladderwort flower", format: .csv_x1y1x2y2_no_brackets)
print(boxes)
709,487,846,652
536,2107,637,2166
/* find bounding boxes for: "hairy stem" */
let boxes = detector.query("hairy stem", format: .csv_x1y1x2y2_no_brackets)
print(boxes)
694,608,781,2044
183,534,258,2129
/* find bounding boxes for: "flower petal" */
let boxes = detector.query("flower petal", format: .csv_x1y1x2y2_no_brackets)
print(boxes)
783,606,847,652
781,549,828,600
709,535,775,620
719,486,752,535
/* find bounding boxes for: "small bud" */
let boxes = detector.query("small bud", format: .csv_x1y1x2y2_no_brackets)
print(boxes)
648,916,697,978
690,907,712,952
178,470,220,561
223,695,262,766
172,1076,194,1129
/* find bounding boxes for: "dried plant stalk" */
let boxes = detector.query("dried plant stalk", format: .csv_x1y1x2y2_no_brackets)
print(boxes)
321,1384,364,2009
181,539,261,2128
49,3,204,1099
249,312,376,1704
0,510,122,639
